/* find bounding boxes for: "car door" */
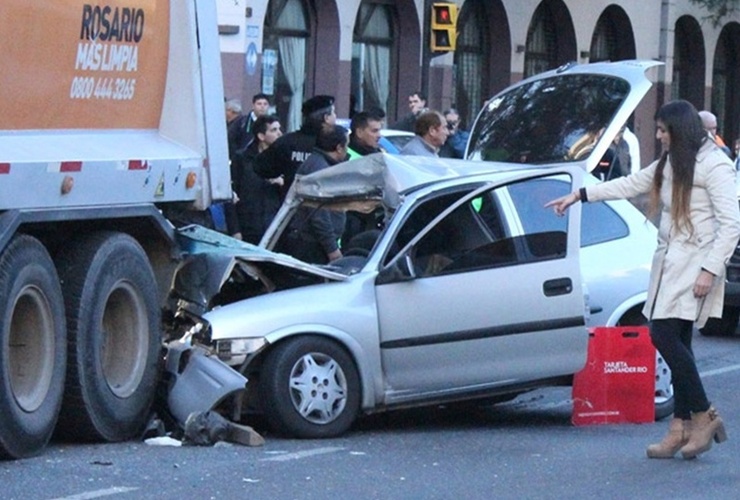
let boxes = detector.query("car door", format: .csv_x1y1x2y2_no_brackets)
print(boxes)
374,169,588,404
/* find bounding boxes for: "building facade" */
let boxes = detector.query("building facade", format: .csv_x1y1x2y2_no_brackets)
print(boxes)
217,0,740,163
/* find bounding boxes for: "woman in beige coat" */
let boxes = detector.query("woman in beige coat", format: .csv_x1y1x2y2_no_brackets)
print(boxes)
547,100,740,459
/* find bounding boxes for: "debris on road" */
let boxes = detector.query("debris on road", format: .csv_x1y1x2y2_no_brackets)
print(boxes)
183,411,264,447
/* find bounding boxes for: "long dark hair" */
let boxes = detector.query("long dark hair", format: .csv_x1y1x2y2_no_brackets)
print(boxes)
650,100,707,233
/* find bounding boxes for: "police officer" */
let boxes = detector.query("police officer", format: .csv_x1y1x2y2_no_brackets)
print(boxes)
343,110,384,245
253,95,336,198
346,110,382,159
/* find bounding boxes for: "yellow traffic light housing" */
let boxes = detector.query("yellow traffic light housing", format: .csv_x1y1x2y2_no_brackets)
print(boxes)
431,2,457,52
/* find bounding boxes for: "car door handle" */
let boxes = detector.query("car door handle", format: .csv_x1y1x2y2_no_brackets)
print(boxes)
543,277,573,297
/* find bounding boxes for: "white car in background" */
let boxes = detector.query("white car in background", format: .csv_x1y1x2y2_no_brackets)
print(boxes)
380,129,414,153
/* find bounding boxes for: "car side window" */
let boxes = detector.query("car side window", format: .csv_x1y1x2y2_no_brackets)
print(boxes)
507,178,629,247
392,176,570,279
580,202,629,246
383,189,474,267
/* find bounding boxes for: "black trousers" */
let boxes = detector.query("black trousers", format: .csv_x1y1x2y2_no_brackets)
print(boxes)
650,318,710,419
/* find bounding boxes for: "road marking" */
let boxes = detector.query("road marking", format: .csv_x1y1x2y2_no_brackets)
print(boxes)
50,487,139,500
260,446,344,462
700,363,740,378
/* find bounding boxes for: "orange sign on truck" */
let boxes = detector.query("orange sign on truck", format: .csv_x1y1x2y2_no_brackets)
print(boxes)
0,0,169,130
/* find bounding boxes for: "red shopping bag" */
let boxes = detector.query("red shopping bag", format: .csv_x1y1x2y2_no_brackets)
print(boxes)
572,327,655,425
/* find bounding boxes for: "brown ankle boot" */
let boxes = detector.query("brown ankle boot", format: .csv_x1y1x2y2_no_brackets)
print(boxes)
680,407,728,459
646,418,689,458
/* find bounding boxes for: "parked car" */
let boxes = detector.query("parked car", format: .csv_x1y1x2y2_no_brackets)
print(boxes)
380,128,414,153
700,179,740,336
163,60,673,438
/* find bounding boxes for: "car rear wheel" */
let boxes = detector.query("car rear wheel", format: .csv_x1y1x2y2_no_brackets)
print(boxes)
617,310,674,420
653,350,674,420
260,336,360,438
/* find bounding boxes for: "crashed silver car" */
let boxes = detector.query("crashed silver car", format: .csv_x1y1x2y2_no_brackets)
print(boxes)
166,155,590,437
164,60,668,437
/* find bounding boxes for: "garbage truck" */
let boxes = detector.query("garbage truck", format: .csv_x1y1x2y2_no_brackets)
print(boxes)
0,0,230,458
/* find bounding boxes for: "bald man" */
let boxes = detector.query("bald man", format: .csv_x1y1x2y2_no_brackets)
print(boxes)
699,110,732,157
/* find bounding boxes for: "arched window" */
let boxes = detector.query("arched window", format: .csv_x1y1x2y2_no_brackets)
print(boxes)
524,5,557,78
590,6,635,63
455,1,488,128
590,14,618,62
712,24,740,147
672,16,705,108
351,1,395,117
264,0,310,132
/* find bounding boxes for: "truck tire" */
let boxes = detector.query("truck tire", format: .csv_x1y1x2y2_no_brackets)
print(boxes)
0,235,66,459
260,336,360,438
55,232,160,442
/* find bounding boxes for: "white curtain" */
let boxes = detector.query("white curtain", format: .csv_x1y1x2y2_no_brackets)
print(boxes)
278,37,306,132
364,44,390,113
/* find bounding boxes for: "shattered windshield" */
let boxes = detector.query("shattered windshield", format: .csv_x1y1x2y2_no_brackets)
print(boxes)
467,74,630,164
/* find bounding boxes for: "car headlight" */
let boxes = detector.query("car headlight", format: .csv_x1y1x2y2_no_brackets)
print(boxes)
215,338,268,365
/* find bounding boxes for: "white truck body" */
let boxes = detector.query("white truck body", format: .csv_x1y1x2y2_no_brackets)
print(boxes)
0,0,229,459
0,0,229,210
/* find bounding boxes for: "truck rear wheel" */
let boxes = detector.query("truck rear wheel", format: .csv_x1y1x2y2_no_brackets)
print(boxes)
0,235,66,459
55,232,160,442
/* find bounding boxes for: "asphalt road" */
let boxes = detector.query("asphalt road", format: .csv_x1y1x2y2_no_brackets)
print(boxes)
2,332,739,500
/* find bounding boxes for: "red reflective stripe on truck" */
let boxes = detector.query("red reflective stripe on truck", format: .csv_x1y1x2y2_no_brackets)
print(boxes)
0,163,9,174
60,161,82,172
128,160,148,170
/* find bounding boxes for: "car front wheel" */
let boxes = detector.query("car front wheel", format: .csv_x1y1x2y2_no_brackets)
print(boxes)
260,336,360,438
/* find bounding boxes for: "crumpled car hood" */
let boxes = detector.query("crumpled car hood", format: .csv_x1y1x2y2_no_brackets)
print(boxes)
171,225,347,313
260,152,549,249
289,152,542,207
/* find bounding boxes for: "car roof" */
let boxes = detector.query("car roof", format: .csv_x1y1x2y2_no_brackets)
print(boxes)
291,152,564,209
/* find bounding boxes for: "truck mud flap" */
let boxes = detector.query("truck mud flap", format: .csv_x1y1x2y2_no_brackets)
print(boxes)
164,341,247,425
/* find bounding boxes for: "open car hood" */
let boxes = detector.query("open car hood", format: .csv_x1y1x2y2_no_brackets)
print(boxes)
466,60,662,173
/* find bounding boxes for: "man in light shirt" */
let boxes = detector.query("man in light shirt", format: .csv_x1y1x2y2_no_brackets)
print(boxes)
400,110,449,157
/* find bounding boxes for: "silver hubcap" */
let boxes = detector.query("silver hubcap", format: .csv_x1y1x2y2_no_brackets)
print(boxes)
654,351,673,403
289,352,347,424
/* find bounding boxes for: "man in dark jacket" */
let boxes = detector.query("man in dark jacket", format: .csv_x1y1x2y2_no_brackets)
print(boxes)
344,111,384,244
244,93,271,143
253,95,336,199
280,125,349,264
392,91,426,132
232,115,284,244
347,110,382,159
225,99,250,159
439,108,470,159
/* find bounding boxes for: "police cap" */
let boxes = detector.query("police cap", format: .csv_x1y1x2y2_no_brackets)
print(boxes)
302,95,334,116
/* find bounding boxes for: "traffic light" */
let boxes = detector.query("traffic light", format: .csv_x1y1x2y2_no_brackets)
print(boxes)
431,2,457,52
